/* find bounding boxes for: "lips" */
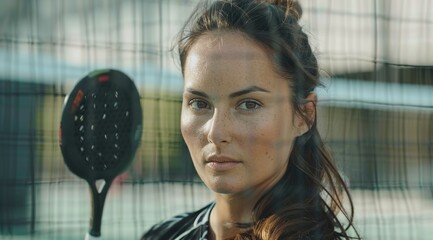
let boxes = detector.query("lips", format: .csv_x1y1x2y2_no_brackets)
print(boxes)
206,155,241,171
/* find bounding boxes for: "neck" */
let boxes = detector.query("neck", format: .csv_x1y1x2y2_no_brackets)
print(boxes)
209,193,257,240
208,171,286,239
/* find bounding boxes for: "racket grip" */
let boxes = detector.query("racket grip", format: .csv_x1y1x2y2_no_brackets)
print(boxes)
85,232,102,240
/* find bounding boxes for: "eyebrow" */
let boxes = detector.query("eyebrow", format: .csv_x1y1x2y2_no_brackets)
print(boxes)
229,85,270,98
185,85,270,99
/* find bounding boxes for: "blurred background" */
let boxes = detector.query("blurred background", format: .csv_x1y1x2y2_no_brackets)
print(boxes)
0,0,432,239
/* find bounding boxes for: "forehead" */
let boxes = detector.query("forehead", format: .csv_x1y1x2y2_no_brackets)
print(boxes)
187,31,271,66
184,32,284,87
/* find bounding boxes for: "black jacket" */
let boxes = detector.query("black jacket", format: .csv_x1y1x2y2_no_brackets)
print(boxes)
142,202,214,240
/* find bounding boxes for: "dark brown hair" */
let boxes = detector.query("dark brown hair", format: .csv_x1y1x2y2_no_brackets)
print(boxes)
177,0,360,239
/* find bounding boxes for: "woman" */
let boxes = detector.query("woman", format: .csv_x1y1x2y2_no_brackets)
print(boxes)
143,0,359,239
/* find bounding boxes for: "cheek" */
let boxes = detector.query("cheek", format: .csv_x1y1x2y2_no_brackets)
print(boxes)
180,109,205,149
244,113,294,159
180,110,194,143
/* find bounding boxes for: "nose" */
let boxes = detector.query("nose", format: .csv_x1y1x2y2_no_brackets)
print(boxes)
206,109,232,145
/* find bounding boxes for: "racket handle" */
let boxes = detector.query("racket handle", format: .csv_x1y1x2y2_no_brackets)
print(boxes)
85,232,101,240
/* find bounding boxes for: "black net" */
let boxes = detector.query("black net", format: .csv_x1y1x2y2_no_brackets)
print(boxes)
0,0,432,239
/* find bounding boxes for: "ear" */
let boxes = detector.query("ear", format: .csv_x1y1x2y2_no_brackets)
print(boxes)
294,93,317,136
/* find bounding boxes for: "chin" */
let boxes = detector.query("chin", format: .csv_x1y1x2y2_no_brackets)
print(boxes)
205,177,245,195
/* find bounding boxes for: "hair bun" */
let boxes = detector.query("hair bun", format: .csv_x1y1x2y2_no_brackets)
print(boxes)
269,0,303,21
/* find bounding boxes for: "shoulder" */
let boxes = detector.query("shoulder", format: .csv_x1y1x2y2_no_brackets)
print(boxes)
141,202,214,240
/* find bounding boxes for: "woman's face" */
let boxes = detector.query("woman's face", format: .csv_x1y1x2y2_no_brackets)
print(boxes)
181,32,303,197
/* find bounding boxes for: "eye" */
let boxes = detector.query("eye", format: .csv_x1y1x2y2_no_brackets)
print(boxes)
188,99,210,110
237,100,262,111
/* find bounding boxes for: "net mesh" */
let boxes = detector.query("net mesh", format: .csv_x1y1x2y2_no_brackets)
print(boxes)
0,0,432,239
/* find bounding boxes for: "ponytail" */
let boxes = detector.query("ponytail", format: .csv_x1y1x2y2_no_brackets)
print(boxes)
263,0,303,21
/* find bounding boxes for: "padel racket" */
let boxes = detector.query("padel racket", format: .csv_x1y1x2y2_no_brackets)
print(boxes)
60,69,142,239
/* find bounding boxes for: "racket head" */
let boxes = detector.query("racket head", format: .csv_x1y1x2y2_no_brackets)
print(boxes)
60,69,142,181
